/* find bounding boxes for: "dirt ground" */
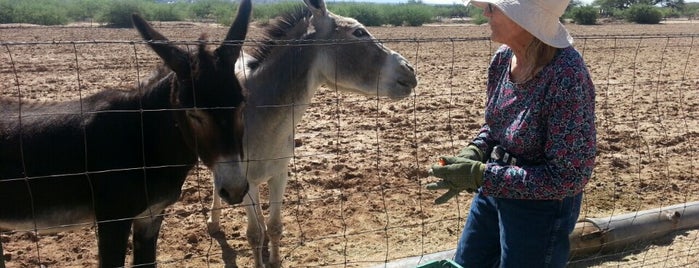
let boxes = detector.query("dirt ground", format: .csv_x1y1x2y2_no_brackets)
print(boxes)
1,20,698,267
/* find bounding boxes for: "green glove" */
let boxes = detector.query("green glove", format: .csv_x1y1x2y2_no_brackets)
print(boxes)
457,144,486,163
426,157,486,204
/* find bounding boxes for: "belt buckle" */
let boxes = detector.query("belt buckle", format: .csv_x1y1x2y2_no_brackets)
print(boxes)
492,145,517,165
491,146,502,161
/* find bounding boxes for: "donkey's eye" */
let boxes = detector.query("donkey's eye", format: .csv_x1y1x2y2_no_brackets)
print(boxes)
352,28,369,38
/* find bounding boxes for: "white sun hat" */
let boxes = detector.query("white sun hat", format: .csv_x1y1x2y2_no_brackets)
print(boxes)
463,0,574,48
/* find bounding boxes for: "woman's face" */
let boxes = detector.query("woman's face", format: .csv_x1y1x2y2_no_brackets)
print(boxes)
482,3,530,46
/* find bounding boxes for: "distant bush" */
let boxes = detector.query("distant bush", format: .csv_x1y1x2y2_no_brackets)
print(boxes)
189,0,216,19
431,4,469,18
661,7,681,19
403,4,435,26
470,13,488,25
65,0,108,22
210,1,239,26
330,3,385,26
384,4,433,26
253,2,302,23
25,8,69,25
98,0,147,28
150,2,186,22
0,0,69,25
625,4,662,24
684,3,699,19
10,1,690,28
571,6,599,25
0,0,13,23
466,5,489,25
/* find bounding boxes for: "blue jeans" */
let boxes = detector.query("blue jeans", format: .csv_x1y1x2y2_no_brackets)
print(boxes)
453,191,582,268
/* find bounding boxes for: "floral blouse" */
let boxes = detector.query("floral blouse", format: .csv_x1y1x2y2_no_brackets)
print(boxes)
472,45,597,200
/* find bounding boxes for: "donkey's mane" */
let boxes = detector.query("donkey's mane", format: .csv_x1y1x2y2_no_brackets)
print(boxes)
247,5,312,70
138,64,172,91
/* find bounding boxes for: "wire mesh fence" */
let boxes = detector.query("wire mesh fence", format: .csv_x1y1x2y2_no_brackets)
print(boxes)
1,22,698,267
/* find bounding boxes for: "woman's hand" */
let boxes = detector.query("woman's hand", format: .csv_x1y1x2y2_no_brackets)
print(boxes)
426,157,486,204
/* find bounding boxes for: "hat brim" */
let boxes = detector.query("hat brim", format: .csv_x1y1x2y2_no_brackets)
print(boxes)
463,0,493,9
462,0,573,48
498,1,573,48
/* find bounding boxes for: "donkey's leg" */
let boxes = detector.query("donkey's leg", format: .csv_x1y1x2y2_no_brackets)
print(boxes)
244,185,268,268
267,174,288,268
97,219,133,268
132,212,165,267
207,186,222,234
1,238,5,268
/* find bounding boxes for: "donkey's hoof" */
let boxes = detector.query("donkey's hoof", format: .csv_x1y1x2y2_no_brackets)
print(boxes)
206,221,221,235
269,261,281,268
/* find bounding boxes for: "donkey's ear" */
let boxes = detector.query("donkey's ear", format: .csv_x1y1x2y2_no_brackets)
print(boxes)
132,13,190,76
215,0,251,69
304,0,327,18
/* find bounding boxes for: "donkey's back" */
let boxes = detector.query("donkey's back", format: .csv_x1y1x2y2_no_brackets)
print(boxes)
0,88,189,233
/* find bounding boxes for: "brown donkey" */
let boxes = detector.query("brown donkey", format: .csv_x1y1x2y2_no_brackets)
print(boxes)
0,0,251,266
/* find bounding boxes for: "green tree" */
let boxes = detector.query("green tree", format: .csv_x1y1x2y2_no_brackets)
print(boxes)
384,3,433,26
594,0,685,9
330,3,385,27
98,0,146,28
625,3,663,23
65,0,109,21
0,0,18,23
571,6,600,24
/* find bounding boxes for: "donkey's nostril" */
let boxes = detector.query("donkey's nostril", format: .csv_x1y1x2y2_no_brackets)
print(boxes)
219,188,231,201
218,184,249,204
404,62,415,73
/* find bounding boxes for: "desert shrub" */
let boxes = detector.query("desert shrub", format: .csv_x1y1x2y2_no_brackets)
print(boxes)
65,0,108,21
0,0,18,23
402,4,434,26
210,1,239,26
189,0,215,20
470,13,488,25
571,6,599,25
432,4,469,18
150,2,186,22
599,7,626,20
384,4,433,26
625,4,662,24
98,0,147,28
0,0,69,25
685,3,699,19
661,7,681,19
384,7,405,26
330,3,385,26
252,2,302,23
23,8,69,25
466,5,489,25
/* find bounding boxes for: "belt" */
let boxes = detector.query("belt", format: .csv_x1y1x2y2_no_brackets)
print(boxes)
490,145,542,166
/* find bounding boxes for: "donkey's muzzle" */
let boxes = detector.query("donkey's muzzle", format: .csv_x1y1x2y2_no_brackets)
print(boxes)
219,182,249,205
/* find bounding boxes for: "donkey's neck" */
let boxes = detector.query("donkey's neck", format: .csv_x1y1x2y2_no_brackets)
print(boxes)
136,71,176,110
243,48,323,123
129,72,199,166
239,48,324,162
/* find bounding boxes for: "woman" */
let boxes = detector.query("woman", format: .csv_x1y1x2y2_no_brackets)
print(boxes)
426,0,597,267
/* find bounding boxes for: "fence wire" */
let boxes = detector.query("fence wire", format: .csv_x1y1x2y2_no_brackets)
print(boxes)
1,29,698,268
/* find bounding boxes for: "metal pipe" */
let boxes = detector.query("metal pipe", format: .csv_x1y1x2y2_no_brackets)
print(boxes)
570,201,699,259
373,201,699,267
